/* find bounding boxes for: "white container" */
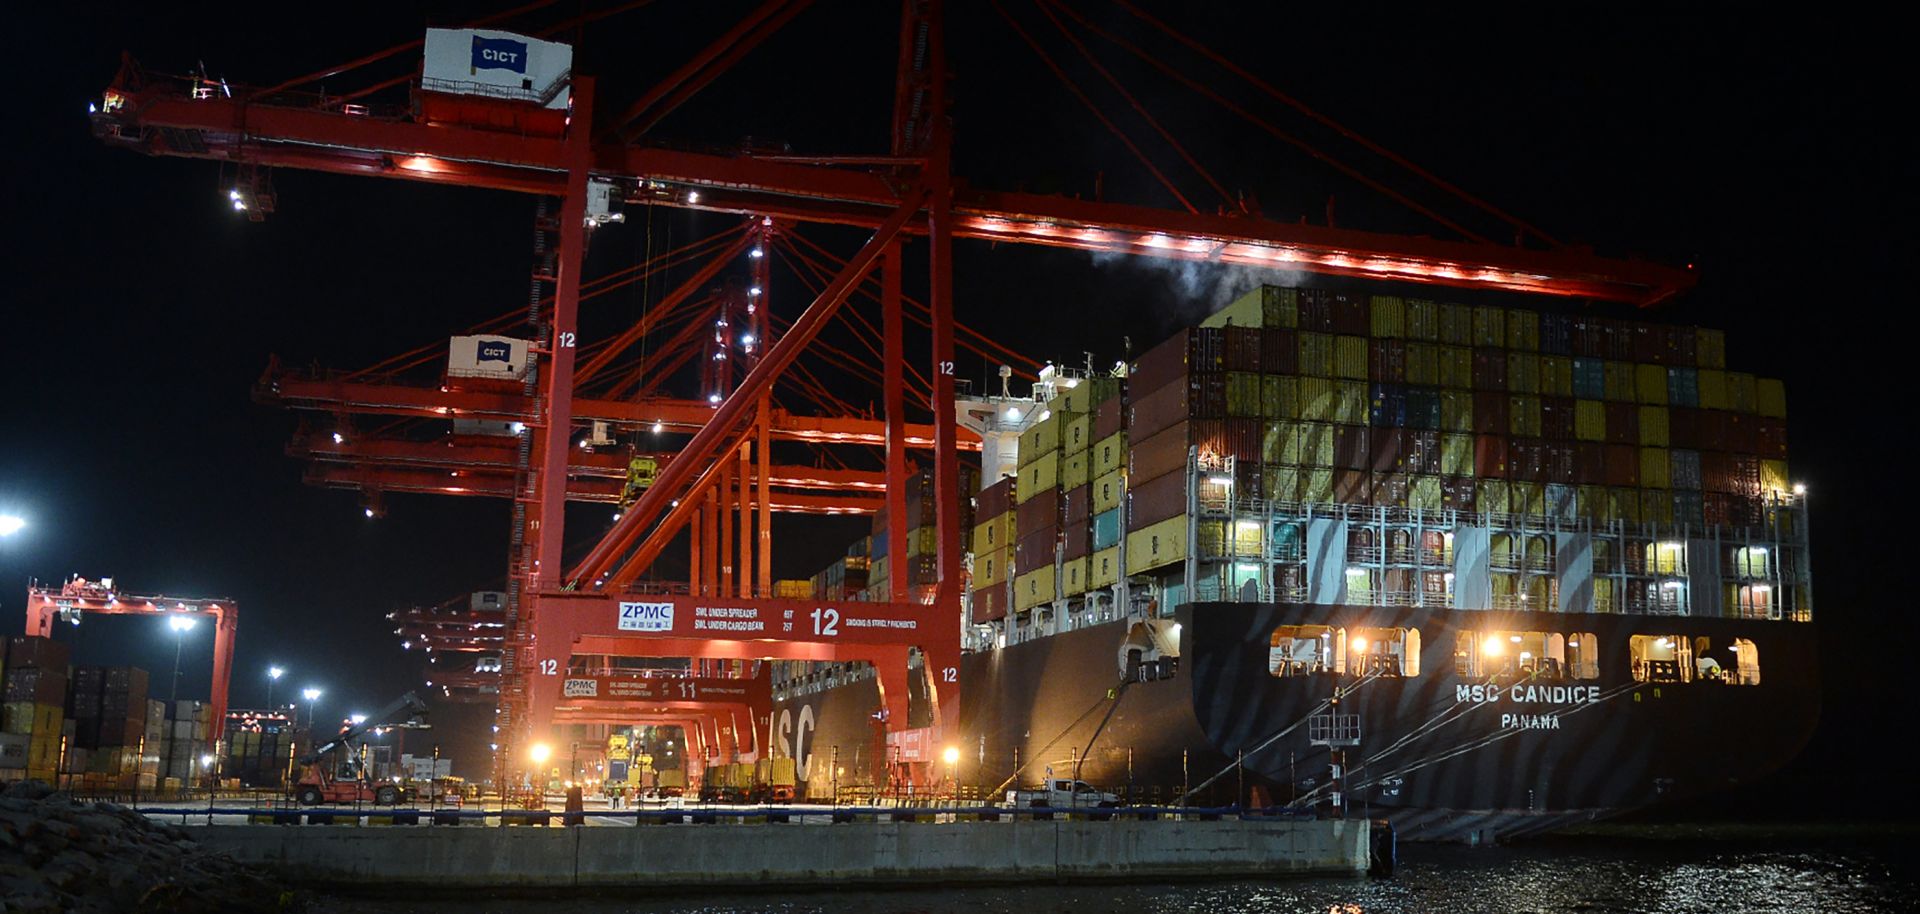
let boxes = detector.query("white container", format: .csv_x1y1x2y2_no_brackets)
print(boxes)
447,335,534,381
422,29,573,108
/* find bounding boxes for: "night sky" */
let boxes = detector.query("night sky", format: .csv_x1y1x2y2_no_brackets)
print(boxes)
3,4,1906,793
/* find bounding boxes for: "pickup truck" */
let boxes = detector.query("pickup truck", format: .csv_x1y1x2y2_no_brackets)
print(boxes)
1006,778,1121,808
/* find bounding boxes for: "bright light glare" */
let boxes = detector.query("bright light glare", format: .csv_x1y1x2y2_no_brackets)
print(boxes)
1483,635,1503,656
530,742,553,764
350,714,368,725
749,247,764,258
0,515,24,537
741,334,755,345
708,393,722,404
1792,483,1807,495
1004,407,1021,420
651,421,664,433
303,687,322,701
168,615,196,632
268,666,285,680
331,432,345,444
748,286,762,297
942,746,960,766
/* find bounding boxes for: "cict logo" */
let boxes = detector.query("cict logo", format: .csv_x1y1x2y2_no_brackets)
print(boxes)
617,601,674,632
470,36,529,74
475,340,513,364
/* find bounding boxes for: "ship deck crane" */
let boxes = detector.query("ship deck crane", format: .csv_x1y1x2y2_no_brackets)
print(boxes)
89,1,1696,787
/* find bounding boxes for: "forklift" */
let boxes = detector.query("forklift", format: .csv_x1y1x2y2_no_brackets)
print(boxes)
292,692,430,806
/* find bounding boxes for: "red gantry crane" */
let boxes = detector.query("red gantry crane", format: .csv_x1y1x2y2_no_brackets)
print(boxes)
89,0,1694,787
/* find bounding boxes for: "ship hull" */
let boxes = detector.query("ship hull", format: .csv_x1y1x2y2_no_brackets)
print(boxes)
772,603,1818,841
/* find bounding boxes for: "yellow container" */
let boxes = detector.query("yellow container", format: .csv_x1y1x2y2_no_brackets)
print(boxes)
1577,485,1606,520
1093,432,1127,476
1477,479,1510,514
1507,353,1541,394
1301,468,1335,504
1298,333,1334,377
1696,327,1726,369
1014,566,1056,610
972,545,1011,589
1509,395,1543,438
1697,369,1728,410
1062,413,1092,456
1370,295,1406,338
1262,375,1299,419
1125,515,1190,574
1061,557,1091,596
1574,399,1607,441
1226,372,1264,418
971,515,1015,555
1299,377,1338,422
1299,423,1334,467
1092,469,1125,514
1635,364,1670,405
1472,306,1505,347
1760,459,1791,497
1640,447,1672,489
1440,433,1473,475
1638,406,1669,447
1641,489,1674,525
1334,381,1368,425
1089,547,1121,588
1334,336,1369,379
1756,378,1787,417
1540,356,1573,397
1060,450,1091,489
1405,299,1440,341
1438,346,1471,388
1511,481,1545,516
1439,303,1474,345
1405,342,1440,385
1205,284,1296,329
1017,452,1058,501
1440,390,1473,431
1264,465,1301,502
1610,486,1641,524
1505,310,1540,351
1604,361,1637,401
1264,420,1303,464
1410,475,1443,511
1019,414,1059,465
1725,372,1757,413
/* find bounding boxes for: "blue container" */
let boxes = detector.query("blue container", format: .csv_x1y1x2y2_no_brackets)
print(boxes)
1369,383,1408,428
1092,509,1122,551
1572,358,1606,399
1540,313,1574,355
1666,367,1699,408
1406,388,1443,430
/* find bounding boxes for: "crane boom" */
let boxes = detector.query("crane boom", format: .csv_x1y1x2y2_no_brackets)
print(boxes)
300,691,429,765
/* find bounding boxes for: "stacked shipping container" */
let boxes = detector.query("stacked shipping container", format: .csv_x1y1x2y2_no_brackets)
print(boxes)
1,636,70,782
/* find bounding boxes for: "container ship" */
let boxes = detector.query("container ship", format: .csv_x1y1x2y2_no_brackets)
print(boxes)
768,285,1814,842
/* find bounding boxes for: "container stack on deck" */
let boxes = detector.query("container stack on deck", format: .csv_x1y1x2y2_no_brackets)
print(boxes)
223,709,294,788
66,665,152,788
867,464,979,600
157,700,215,787
956,284,1804,639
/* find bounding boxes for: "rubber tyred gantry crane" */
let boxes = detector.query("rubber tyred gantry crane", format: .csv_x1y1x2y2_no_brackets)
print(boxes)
89,0,1696,787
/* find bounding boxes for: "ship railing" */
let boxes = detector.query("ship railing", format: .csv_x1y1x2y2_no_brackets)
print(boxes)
1385,545,1419,564
1524,555,1555,572
1421,591,1454,608
1348,544,1383,563
1490,554,1521,571
1382,590,1419,607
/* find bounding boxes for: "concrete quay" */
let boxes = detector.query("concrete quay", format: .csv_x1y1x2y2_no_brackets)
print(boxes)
196,816,1371,891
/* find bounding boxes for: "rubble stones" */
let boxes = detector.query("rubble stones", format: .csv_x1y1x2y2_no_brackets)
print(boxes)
0,779,302,912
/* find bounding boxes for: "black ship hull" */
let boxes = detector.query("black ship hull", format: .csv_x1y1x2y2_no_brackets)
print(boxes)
772,603,1819,841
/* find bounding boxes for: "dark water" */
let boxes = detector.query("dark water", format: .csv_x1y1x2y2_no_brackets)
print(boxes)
329,834,1919,914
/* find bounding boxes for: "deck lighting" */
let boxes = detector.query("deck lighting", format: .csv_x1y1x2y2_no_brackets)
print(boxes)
1792,483,1806,495
531,742,553,764
741,334,755,345
652,421,664,433
1510,635,1522,643
942,746,960,766
1353,637,1368,652
708,392,722,404
332,432,345,444
750,247,764,258
0,515,24,537
1005,407,1022,420
687,190,700,204
748,286,762,297
1483,636,1504,656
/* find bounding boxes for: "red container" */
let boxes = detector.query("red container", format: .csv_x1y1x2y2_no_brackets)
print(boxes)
1604,444,1640,486
1129,381,1191,442
1371,428,1406,474
1332,294,1369,335
1601,319,1635,360
1262,328,1298,374
1730,496,1764,527
1668,407,1702,450
1225,326,1264,372
1223,418,1264,463
1443,475,1478,510
1334,468,1371,503
1473,391,1509,435
1721,412,1756,454
1472,348,1507,390
1604,402,1639,444
1540,396,1576,439
1130,421,1192,482
1730,454,1761,497
1332,425,1371,470
1509,439,1546,482
977,477,1015,520
1474,434,1508,477
1015,487,1060,532
1411,430,1443,474
1703,492,1732,526
1666,327,1697,367
1755,417,1787,458
1062,521,1091,560
1574,442,1606,485
970,586,1007,624
1370,339,1408,384
1701,451,1733,493
1015,527,1058,575
1546,442,1577,484
1063,484,1093,523
1094,396,1126,441
1572,320,1602,358
6,636,72,671
3,667,67,705
1132,327,1226,393
1370,472,1412,507
1128,471,1188,529
1631,324,1663,363
1298,289,1336,332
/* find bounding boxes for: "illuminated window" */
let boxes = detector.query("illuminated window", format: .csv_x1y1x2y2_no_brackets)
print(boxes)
1348,627,1420,677
1730,545,1770,578
1646,540,1686,576
1566,633,1599,680
1629,634,1691,683
1456,629,1583,680
1268,625,1340,677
